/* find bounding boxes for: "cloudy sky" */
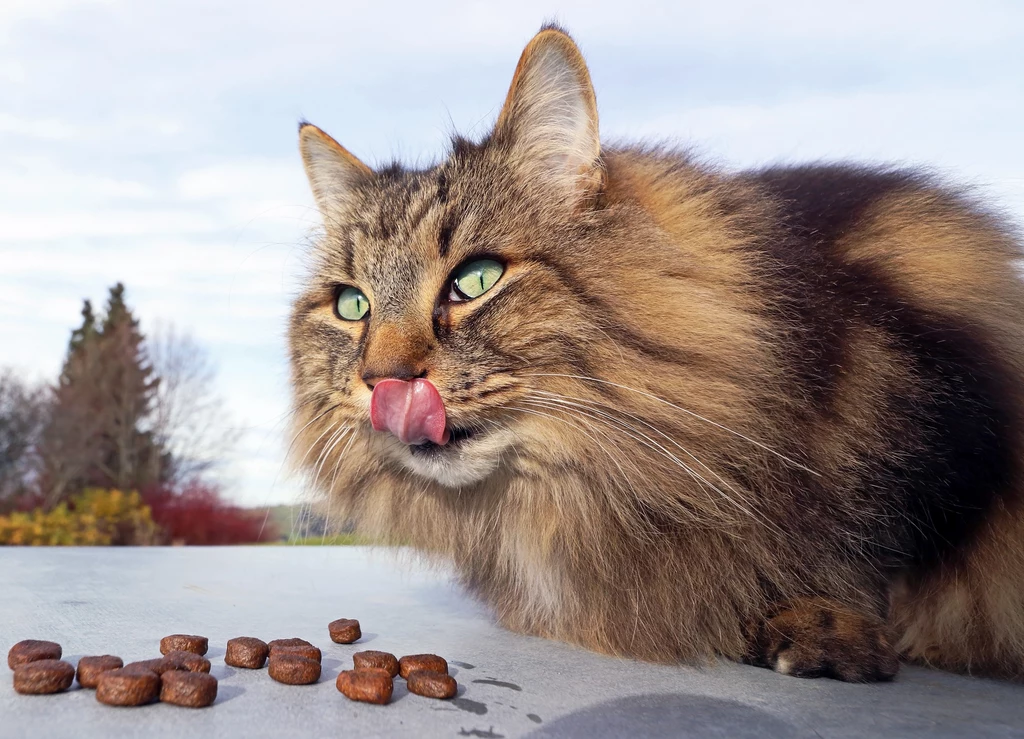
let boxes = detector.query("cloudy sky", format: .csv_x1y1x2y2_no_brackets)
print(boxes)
2,0,1022,507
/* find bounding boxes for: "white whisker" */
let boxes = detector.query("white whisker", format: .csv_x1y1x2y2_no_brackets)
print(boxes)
507,404,651,517
519,395,778,533
519,372,819,476
530,390,754,510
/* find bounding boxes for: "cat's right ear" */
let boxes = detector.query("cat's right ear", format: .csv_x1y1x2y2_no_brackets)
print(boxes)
492,27,602,204
298,122,372,221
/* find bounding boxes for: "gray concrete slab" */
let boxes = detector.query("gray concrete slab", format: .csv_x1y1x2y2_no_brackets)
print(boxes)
1,547,1022,738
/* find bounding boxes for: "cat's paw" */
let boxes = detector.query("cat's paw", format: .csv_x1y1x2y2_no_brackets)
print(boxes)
744,597,899,682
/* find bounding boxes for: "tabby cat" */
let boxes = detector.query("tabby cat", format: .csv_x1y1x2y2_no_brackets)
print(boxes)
288,25,1024,681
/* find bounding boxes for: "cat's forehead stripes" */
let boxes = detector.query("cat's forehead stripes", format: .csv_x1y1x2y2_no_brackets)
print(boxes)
339,169,455,320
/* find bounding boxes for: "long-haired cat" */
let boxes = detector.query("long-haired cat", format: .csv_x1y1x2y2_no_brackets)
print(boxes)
288,25,1024,681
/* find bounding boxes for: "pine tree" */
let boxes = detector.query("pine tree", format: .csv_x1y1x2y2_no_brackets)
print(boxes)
38,284,167,503
93,283,163,491
66,300,96,365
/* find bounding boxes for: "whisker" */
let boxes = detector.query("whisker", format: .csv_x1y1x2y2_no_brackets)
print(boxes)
306,423,352,542
530,390,753,509
258,398,339,541
311,425,352,493
293,415,343,472
290,420,346,543
518,372,819,476
506,404,653,517
322,430,360,544
519,396,777,533
517,397,722,511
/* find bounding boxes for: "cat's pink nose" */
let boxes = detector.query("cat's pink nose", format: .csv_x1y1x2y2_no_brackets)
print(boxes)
369,378,450,446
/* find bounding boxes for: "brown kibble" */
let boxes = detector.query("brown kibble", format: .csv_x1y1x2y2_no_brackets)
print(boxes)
352,650,399,677
124,658,174,675
266,638,313,651
159,670,218,708
76,655,124,688
8,640,62,670
225,637,269,669
13,659,75,695
268,654,320,685
406,669,458,699
328,619,361,644
269,644,322,663
163,650,211,673
336,668,393,704
96,667,160,706
159,634,208,656
398,654,448,679
124,651,208,675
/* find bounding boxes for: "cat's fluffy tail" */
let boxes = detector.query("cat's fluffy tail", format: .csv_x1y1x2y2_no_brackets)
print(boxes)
892,503,1024,680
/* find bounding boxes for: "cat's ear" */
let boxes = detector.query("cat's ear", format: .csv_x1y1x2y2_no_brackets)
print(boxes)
493,27,601,199
298,122,372,221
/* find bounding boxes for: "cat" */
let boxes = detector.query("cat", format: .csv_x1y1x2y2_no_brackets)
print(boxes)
288,24,1024,682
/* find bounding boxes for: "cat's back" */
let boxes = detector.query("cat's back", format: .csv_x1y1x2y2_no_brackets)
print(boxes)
605,147,1024,342
749,162,1023,323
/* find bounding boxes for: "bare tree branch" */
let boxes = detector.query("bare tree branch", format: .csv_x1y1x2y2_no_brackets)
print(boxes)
148,322,239,486
0,369,48,504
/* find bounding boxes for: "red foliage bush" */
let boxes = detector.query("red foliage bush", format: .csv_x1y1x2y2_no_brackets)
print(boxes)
142,483,277,545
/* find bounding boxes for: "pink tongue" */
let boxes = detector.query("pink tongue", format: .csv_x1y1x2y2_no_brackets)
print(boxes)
370,378,450,446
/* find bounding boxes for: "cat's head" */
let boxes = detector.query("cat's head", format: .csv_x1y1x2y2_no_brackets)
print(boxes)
288,26,621,489
288,27,753,502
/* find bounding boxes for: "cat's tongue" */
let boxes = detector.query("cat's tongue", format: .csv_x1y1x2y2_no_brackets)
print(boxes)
369,378,450,446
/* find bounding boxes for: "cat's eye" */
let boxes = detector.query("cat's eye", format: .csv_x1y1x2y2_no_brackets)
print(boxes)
335,286,370,321
450,259,504,302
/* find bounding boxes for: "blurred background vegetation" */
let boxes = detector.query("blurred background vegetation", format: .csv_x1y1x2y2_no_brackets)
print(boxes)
0,283,340,545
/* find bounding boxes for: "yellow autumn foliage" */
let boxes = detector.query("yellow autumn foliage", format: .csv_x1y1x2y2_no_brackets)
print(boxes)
0,488,160,546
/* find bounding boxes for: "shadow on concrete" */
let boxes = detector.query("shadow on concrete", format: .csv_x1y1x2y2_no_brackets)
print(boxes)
524,693,803,739
214,685,245,705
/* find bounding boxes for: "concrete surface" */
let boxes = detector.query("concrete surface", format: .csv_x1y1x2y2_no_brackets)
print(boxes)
1,547,1022,738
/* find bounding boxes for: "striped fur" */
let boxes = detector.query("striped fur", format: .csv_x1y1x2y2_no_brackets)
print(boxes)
288,25,1024,680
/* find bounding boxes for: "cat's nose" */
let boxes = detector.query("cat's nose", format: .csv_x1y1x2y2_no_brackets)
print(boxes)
361,364,428,391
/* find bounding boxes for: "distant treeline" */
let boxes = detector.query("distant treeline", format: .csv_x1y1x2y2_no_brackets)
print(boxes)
0,283,274,545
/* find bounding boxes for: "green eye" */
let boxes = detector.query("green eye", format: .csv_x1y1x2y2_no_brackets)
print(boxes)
451,259,504,301
335,286,369,321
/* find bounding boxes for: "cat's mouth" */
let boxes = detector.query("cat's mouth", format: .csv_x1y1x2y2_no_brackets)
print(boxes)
401,421,503,487
408,425,478,457
370,378,504,485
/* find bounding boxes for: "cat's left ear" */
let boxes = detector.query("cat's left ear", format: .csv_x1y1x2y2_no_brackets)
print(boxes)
298,122,372,223
493,26,602,201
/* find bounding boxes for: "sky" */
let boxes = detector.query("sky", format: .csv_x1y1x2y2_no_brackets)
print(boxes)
1,0,1022,507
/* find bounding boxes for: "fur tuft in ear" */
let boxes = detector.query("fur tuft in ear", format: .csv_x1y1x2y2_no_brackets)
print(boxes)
298,122,372,223
494,28,601,200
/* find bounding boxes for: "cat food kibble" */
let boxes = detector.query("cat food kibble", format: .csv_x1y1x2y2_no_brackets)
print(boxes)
95,667,160,706
336,668,393,705
159,634,208,656
124,657,176,675
398,653,448,679
267,637,313,651
76,655,124,688
352,650,399,677
268,654,321,685
159,670,218,708
124,654,205,676
12,659,75,695
7,640,62,670
163,650,211,673
406,669,458,699
269,644,321,663
328,618,361,644
225,637,269,669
